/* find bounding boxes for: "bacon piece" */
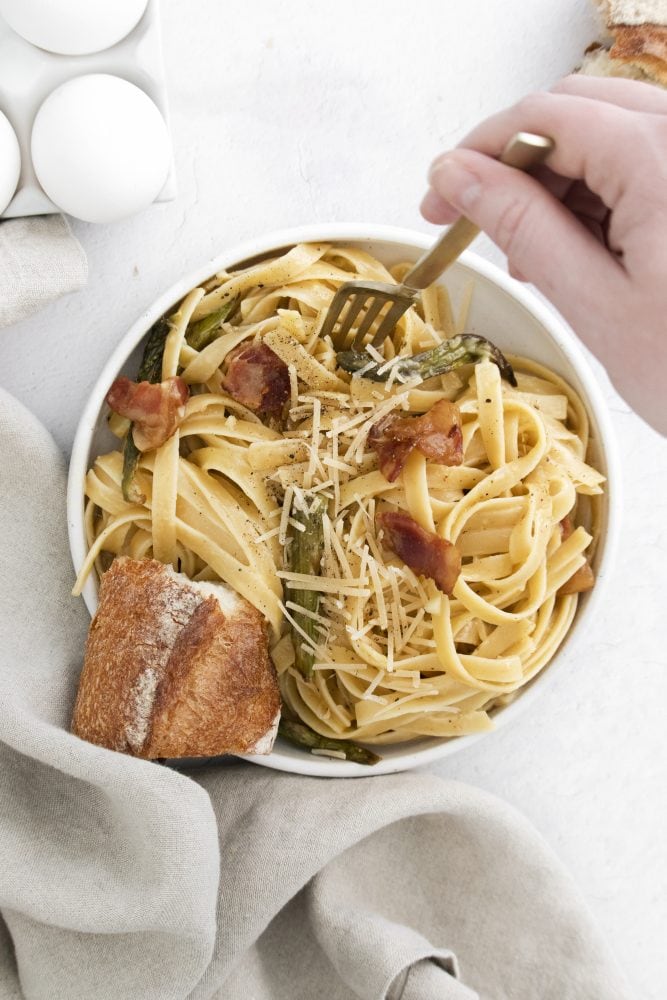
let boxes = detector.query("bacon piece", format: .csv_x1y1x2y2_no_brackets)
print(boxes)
106,376,189,451
377,511,461,595
559,560,595,596
560,516,574,540
368,399,463,483
222,342,289,419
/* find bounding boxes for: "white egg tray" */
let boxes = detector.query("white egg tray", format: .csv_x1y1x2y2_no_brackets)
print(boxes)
0,0,175,219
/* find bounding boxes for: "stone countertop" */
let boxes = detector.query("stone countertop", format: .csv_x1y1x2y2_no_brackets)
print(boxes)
2,1,665,996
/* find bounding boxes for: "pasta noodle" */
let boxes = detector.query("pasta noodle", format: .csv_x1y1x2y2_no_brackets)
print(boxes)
74,244,605,745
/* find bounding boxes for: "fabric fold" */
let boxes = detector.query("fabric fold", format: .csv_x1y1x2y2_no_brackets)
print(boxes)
0,215,87,328
391,959,478,1000
0,389,219,1000
0,387,633,1000
307,902,470,1000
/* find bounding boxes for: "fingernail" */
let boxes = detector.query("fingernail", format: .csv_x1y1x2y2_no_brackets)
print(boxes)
429,157,482,213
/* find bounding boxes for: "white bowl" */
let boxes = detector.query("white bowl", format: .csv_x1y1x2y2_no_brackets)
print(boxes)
68,223,620,777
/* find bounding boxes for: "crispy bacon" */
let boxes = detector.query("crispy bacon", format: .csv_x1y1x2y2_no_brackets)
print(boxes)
106,376,189,451
377,511,461,595
368,399,463,483
558,516,595,595
559,561,595,596
222,342,289,419
560,516,574,540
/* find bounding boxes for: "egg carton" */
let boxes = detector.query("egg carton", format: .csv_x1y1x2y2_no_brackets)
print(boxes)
0,0,175,219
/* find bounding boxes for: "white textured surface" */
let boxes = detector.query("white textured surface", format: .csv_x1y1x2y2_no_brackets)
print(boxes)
1,0,665,997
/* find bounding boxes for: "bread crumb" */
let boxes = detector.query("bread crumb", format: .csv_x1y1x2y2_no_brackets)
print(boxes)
126,667,159,751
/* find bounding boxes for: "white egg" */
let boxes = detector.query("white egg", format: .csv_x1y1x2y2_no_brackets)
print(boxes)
31,74,170,224
0,0,148,56
0,109,21,214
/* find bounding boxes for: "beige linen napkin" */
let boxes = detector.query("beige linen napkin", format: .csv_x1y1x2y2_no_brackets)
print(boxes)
0,216,87,327
0,386,632,1000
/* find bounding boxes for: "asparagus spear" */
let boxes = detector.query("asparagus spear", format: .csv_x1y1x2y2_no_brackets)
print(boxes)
286,494,326,678
185,296,238,351
337,333,517,387
137,316,171,383
278,718,381,766
121,437,143,504
121,316,171,503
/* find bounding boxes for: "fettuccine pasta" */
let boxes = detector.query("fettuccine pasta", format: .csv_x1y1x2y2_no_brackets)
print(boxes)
74,243,605,745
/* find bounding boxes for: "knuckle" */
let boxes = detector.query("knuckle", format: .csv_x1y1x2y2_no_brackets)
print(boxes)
513,91,553,121
612,116,667,205
649,113,667,153
550,74,579,95
494,195,534,259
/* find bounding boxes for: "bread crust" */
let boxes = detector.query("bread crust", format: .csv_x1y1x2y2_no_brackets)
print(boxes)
71,557,280,759
584,1,667,86
599,1,667,28
145,596,280,757
580,44,654,81
610,24,667,83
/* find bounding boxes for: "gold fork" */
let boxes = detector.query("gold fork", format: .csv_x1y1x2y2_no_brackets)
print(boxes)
319,131,554,353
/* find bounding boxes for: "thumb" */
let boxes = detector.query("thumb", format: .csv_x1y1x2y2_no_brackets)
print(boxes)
424,148,625,328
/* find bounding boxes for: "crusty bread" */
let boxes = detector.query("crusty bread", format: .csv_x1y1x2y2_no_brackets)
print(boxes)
579,42,656,80
584,0,667,86
71,557,281,759
609,23,667,83
594,1,667,27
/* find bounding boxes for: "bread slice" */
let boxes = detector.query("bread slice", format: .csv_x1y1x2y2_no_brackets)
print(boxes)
579,42,657,81
584,0,667,86
609,23,667,83
594,1,667,27
71,557,281,758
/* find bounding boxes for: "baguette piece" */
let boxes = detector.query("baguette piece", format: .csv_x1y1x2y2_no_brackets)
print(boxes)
594,1,667,27
584,0,667,86
579,43,657,81
609,23,667,83
71,557,280,759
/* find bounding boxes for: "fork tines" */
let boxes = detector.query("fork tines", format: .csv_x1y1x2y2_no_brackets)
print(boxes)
320,280,417,351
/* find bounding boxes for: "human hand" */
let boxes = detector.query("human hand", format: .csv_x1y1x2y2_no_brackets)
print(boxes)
421,76,667,434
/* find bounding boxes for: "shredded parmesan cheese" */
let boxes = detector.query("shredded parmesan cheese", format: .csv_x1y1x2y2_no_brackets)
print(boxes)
279,486,294,546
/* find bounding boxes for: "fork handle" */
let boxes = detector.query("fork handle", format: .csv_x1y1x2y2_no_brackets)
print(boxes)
402,132,555,291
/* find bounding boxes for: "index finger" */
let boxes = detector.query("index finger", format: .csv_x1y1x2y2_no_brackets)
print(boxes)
552,73,667,114
451,90,656,207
